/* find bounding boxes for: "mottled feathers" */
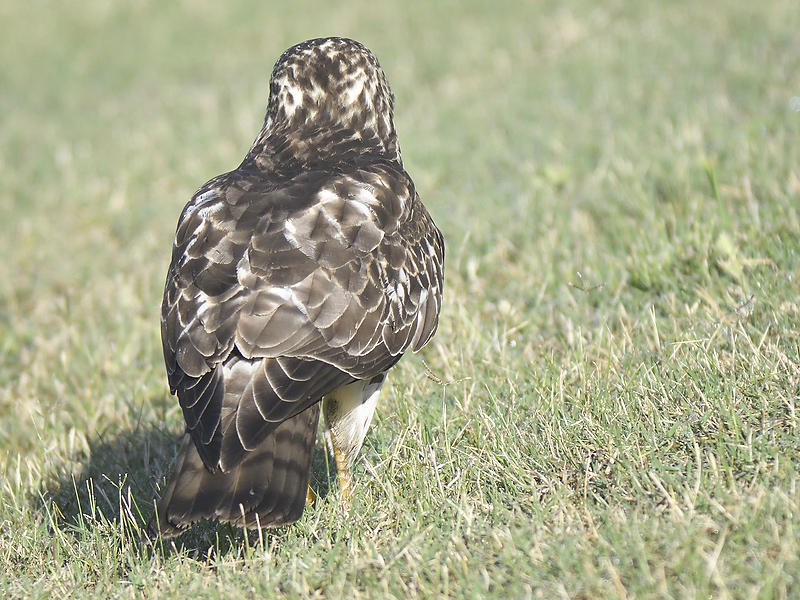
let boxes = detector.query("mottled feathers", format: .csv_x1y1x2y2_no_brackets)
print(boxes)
148,37,443,538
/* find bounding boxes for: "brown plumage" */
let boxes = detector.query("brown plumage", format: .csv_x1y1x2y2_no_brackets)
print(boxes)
147,37,444,538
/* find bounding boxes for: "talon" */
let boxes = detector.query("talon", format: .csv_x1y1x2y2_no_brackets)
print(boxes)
306,484,317,506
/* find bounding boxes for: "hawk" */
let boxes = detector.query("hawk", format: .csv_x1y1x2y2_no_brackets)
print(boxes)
147,37,444,538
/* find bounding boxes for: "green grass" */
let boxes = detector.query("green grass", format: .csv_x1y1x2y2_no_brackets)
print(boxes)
1,0,799,597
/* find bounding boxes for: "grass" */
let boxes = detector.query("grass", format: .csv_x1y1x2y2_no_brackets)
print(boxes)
1,0,799,597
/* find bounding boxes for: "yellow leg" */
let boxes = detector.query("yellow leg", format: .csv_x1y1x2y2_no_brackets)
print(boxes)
322,376,385,506
306,484,317,506
332,443,353,502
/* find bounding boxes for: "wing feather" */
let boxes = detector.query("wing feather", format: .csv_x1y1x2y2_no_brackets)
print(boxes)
161,161,443,473
150,38,444,537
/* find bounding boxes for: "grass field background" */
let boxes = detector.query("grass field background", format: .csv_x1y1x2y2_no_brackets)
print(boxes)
1,0,799,597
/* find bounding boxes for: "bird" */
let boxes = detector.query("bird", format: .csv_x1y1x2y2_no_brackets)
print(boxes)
147,37,444,538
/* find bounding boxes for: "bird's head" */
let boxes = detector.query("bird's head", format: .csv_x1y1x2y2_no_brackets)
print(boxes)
249,37,402,170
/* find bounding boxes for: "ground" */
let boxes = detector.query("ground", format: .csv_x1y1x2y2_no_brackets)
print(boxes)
0,0,798,598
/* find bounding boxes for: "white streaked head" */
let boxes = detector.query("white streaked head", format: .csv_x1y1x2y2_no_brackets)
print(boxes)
251,37,401,166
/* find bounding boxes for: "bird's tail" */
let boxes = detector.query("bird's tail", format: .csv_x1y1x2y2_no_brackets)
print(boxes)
146,403,321,539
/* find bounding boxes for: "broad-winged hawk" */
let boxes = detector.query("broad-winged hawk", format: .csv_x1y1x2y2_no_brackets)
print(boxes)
147,37,444,538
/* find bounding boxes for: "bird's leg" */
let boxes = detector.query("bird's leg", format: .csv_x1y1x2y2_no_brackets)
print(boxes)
322,375,385,504
331,443,354,501
306,485,317,506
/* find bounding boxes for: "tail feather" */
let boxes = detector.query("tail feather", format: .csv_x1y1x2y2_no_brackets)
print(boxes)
147,403,320,539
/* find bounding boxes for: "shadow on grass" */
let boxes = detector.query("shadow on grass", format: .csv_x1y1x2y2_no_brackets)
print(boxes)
41,398,334,556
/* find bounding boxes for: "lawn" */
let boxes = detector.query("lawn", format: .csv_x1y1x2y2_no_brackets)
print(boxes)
1,0,799,597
